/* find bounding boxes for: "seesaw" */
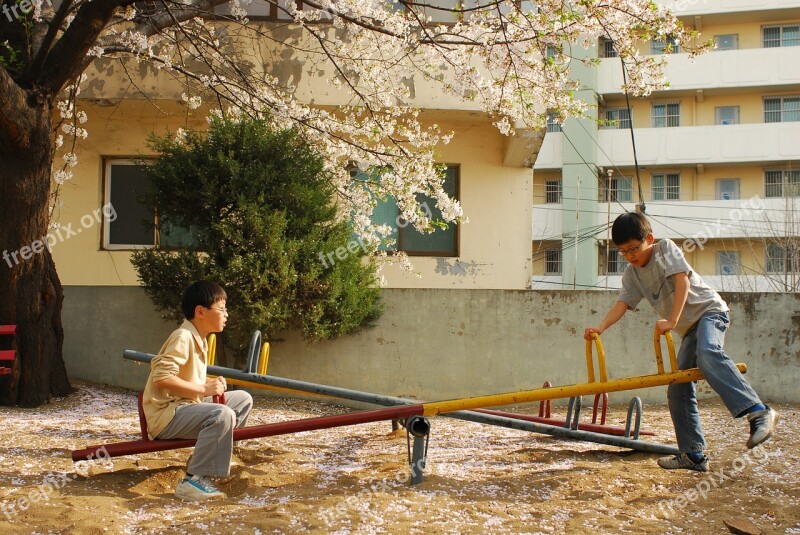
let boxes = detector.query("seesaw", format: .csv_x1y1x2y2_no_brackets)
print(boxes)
72,329,746,484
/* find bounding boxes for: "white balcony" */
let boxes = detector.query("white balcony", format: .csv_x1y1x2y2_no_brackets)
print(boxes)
533,197,800,241
597,47,800,96
597,122,800,167
655,0,800,19
533,123,800,169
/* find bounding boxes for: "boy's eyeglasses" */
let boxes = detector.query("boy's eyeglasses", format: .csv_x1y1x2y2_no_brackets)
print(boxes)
618,242,643,257
208,307,228,314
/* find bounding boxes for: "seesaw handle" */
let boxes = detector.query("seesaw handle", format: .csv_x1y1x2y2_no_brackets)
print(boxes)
653,327,678,374
585,333,608,383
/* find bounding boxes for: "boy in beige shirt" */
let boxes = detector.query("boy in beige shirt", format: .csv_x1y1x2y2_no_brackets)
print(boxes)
142,280,252,501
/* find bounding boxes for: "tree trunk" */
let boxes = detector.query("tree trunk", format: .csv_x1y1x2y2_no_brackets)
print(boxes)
0,101,71,407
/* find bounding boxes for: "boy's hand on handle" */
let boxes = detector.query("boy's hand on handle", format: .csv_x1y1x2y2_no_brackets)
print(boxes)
655,319,675,335
204,377,226,397
584,327,603,341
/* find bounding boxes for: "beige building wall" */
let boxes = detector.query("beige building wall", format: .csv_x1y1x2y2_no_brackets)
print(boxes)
54,100,533,289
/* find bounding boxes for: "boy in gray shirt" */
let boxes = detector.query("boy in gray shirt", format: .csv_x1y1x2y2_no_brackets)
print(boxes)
584,212,778,471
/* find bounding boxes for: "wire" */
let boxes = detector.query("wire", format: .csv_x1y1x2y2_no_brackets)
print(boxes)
618,56,645,211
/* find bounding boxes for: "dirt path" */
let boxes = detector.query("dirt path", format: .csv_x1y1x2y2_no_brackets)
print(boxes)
0,381,797,534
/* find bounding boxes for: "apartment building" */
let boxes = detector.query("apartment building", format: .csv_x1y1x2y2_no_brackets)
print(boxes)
532,0,800,292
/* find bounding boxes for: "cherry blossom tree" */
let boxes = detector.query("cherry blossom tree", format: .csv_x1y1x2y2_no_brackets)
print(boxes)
0,0,701,406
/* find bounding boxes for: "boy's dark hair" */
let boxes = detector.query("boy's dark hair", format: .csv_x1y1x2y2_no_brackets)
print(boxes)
611,211,652,245
182,280,227,319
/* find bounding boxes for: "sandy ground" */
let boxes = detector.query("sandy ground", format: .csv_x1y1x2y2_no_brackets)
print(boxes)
0,381,798,534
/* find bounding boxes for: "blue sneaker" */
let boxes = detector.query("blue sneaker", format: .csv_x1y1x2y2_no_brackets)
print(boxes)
175,474,226,501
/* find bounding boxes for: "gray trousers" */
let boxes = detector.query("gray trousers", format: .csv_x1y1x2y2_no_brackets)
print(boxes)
157,390,253,477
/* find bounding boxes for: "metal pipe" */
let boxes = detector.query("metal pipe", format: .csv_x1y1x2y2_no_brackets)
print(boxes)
72,404,424,461
123,351,680,453
473,408,655,437
445,411,678,455
246,331,262,374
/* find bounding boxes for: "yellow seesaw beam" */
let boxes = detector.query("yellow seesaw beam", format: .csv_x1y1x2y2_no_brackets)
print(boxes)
420,330,746,416
421,364,747,416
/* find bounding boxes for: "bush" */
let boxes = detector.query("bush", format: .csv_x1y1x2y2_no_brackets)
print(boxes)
132,116,383,358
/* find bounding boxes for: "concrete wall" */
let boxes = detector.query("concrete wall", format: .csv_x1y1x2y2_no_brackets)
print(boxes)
63,286,800,405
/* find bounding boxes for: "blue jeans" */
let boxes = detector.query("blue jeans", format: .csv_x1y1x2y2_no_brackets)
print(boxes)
667,311,762,453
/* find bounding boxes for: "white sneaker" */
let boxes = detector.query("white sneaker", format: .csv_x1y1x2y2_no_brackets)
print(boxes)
746,406,779,449
175,475,226,501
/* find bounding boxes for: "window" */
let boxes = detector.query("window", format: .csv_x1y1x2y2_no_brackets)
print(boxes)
763,24,800,48
652,172,680,201
764,96,800,123
545,248,562,275
365,165,459,256
601,175,633,202
765,169,800,198
216,0,304,21
546,111,562,132
766,243,800,273
545,179,562,204
715,106,740,125
713,34,739,51
419,0,460,23
652,102,680,128
603,107,631,129
651,36,680,55
717,251,740,275
103,160,194,249
716,178,740,200
600,37,617,58
604,249,626,275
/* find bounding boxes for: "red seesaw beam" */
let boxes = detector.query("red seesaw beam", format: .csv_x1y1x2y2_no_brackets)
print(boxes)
72,404,424,461
473,409,655,437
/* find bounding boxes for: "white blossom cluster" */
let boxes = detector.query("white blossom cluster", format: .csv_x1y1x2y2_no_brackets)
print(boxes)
53,0,700,266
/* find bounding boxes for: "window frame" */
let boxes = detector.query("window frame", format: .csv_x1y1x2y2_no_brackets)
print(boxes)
546,110,562,133
603,107,632,130
763,95,800,123
544,247,563,275
715,106,740,125
766,243,800,273
717,251,740,276
545,179,562,204
603,248,626,275
600,175,633,203
765,168,800,198
102,158,197,251
651,172,681,201
650,36,680,55
600,37,617,58
363,164,461,257
102,158,156,251
713,34,739,51
651,102,681,128
716,178,741,200
762,24,800,48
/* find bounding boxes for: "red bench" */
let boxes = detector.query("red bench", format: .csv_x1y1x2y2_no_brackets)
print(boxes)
0,325,16,376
